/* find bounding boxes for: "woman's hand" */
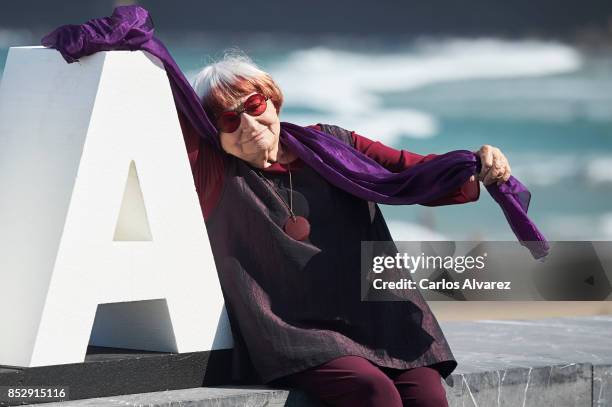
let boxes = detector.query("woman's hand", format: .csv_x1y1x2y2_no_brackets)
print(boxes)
473,145,512,186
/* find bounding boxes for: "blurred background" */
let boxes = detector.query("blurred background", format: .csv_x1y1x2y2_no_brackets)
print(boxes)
1,1,611,318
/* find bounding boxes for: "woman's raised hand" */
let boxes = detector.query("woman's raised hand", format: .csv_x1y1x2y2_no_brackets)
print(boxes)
474,145,512,186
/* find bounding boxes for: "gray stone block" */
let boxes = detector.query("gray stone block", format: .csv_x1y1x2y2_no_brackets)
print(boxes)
594,364,612,407
445,363,591,407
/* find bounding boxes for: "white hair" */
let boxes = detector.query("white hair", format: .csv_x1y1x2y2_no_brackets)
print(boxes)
192,50,269,102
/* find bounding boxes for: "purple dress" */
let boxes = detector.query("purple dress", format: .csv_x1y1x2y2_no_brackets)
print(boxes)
204,124,457,385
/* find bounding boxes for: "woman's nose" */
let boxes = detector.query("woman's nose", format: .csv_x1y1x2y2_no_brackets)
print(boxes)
240,113,261,133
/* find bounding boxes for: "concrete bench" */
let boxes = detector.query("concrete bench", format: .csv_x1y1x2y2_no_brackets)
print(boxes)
14,315,611,407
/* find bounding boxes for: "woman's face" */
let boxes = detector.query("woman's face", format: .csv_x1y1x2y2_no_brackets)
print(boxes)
218,92,281,169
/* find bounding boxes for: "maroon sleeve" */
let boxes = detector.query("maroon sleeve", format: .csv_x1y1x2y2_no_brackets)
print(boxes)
177,111,224,221
350,130,480,206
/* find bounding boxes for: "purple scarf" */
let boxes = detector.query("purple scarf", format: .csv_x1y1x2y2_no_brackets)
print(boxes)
41,5,549,259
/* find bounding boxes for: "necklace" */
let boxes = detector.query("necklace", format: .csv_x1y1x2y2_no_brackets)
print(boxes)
257,163,311,241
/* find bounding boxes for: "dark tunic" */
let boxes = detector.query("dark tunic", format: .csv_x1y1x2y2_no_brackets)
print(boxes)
203,124,458,385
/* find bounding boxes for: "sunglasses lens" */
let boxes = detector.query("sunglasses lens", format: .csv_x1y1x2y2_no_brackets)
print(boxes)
218,112,240,133
244,93,268,116
217,93,268,133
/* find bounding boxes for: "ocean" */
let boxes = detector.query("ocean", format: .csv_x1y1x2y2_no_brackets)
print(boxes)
2,33,611,242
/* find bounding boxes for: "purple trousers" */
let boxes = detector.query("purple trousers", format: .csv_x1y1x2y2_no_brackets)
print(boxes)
275,356,449,407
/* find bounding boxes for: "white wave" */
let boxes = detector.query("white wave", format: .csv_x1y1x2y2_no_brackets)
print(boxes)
386,220,449,241
282,109,437,145
272,39,580,109
511,153,612,187
268,38,581,144
586,157,612,184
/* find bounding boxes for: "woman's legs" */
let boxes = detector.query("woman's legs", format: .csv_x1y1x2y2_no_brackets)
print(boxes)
280,355,403,407
385,366,450,407
278,356,449,407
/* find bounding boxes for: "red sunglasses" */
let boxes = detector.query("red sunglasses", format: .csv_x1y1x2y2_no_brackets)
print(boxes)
216,93,269,133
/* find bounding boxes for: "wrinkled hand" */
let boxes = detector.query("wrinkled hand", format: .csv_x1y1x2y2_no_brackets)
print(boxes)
472,145,512,186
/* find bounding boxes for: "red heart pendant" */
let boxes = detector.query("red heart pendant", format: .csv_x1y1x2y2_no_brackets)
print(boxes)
284,216,310,241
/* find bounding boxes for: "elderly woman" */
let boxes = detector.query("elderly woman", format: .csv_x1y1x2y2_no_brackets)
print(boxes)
41,7,543,407
176,54,511,407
